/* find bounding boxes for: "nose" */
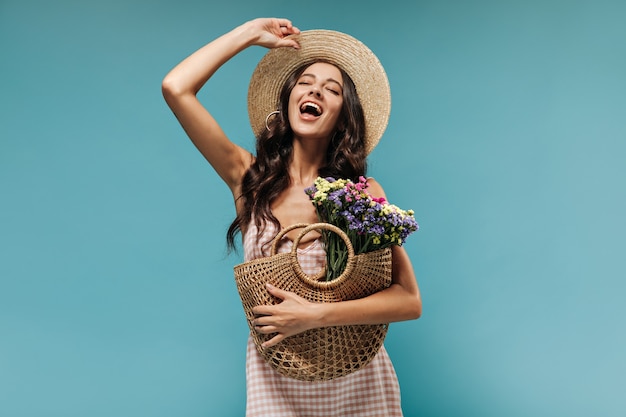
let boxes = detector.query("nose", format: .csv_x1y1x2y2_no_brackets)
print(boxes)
308,84,322,98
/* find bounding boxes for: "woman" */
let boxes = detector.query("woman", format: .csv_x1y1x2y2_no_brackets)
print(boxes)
162,17,421,417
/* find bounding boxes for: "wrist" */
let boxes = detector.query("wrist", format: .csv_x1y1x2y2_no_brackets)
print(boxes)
311,302,331,328
232,20,262,48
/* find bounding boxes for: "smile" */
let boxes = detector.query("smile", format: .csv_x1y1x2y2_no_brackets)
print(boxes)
300,102,322,116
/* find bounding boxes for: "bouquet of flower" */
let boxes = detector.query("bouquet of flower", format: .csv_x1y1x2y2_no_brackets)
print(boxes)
305,176,419,281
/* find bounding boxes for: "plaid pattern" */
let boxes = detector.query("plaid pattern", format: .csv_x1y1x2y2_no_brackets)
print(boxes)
243,221,403,416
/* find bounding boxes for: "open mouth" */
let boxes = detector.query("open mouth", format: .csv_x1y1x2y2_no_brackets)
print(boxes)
300,102,322,117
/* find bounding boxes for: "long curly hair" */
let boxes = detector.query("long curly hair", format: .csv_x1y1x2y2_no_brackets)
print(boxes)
227,60,368,251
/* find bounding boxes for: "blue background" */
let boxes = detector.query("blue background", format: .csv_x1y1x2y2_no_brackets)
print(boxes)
2,1,625,416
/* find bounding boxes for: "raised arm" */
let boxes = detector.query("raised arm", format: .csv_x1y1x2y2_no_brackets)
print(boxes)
252,178,422,347
161,18,300,196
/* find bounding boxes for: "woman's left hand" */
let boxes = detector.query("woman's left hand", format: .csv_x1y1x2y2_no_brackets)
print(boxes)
251,283,320,348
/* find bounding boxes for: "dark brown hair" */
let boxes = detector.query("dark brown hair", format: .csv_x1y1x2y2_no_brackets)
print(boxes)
227,60,367,251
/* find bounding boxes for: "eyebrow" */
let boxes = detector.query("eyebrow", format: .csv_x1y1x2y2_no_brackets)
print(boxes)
300,73,344,90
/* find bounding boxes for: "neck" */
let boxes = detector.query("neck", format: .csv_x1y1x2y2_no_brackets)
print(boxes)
289,138,327,185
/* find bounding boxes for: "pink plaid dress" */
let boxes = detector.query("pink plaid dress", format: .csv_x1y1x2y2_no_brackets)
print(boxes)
243,220,403,416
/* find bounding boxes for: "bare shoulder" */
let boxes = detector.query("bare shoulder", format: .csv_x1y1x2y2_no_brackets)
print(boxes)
365,177,388,200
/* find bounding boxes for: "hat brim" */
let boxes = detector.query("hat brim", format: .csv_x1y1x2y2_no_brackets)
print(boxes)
247,30,391,154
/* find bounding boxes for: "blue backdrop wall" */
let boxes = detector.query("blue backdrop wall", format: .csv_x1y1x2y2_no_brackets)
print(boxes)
1,1,625,416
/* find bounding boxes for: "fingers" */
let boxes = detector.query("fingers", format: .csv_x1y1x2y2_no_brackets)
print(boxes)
279,24,300,38
265,283,288,298
254,323,277,334
255,18,300,49
274,18,300,34
252,305,270,317
276,39,300,49
250,284,313,347
262,333,285,348
253,314,274,327
252,317,281,347
281,25,300,35
266,284,309,304
276,23,300,49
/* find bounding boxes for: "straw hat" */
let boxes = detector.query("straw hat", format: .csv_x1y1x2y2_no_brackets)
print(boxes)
247,29,391,154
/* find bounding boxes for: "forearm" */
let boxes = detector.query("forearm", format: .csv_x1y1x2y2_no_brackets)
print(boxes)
162,22,256,97
314,283,421,327
313,246,422,327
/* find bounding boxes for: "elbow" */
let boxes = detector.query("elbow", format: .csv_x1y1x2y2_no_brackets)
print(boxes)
161,76,179,102
407,293,422,321
414,302,422,320
411,305,422,321
161,75,188,104
389,282,422,322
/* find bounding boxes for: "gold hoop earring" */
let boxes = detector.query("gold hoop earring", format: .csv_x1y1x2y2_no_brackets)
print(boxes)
265,111,280,131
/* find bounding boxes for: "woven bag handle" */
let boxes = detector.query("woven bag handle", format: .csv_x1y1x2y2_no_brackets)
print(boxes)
270,223,326,281
291,223,357,289
270,223,311,255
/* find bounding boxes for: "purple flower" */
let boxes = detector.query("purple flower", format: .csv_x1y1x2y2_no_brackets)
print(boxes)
305,176,419,281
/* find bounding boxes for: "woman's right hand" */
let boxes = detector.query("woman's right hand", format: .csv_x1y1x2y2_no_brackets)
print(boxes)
243,18,301,50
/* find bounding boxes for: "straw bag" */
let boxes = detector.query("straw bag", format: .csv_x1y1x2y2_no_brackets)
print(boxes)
233,222,393,381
